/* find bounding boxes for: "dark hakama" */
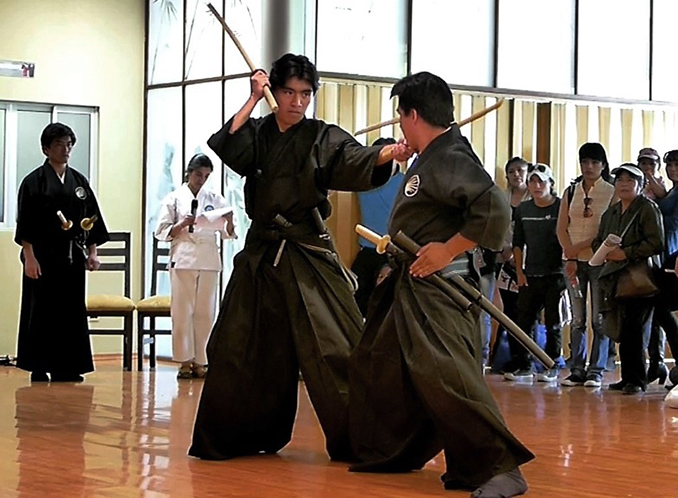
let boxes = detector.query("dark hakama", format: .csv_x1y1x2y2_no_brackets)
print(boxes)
349,126,535,487
189,114,391,461
15,161,109,375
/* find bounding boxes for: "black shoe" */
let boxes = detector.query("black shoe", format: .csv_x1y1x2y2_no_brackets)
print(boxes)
647,362,669,385
622,383,644,395
50,373,84,382
30,371,49,382
608,380,627,391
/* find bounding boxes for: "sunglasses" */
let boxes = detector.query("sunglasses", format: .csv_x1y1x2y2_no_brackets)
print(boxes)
528,163,549,173
583,196,593,218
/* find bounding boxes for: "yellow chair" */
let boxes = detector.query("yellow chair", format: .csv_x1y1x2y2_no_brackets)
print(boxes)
136,237,171,370
86,232,135,371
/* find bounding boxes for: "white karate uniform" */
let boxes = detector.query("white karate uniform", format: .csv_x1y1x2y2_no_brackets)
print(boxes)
155,184,234,365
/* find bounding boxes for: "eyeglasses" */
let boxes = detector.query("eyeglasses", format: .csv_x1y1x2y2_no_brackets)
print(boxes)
583,196,593,218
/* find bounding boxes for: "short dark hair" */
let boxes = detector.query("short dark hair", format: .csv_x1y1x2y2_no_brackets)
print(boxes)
390,72,454,128
269,53,319,93
504,156,528,176
41,123,77,149
372,137,396,147
186,153,213,175
664,150,678,164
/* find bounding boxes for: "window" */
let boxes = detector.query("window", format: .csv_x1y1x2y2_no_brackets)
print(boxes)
316,0,407,78
411,0,495,87
497,0,575,94
652,0,678,103
577,0,650,100
0,109,5,223
0,102,98,227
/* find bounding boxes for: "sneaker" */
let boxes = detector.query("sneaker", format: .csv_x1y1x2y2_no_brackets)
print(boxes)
536,369,559,382
584,374,602,387
504,369,533,381
561,372,586,386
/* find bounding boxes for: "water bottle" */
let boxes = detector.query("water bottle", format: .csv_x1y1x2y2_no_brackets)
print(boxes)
569,275,583,299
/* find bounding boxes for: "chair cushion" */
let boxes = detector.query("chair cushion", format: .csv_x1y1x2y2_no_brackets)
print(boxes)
136,295,171,312
87,294,136,312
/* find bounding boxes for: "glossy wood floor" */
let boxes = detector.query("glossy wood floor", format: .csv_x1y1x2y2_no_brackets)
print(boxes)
1,358,677,498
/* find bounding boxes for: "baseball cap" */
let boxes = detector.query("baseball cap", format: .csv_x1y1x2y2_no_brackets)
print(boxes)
611,163,644,180
527,163,554,182
637,147,660,162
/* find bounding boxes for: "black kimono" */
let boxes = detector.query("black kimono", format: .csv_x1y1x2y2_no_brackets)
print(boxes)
15,161,109,375
189,114,391,461
349,125,535,487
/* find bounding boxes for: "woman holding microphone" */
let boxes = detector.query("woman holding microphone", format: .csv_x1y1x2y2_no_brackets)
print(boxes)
155,153,235,379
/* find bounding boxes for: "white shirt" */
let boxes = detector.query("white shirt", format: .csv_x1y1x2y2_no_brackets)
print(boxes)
155,184,234,271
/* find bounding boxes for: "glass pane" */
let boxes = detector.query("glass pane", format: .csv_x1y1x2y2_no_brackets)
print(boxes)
224,0,263,76
578,0,650,100
497,0,575,94
148,0,184,84
0,109,5,223
185,82,223,193
411,0,494,87
222,78,252,284
185,0,223,80
316,0,407,78
652,0,678,103
57,113,91,177
145,87,183,298
17,110,51,184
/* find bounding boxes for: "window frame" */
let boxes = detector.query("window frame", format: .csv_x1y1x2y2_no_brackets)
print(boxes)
0,101,99,228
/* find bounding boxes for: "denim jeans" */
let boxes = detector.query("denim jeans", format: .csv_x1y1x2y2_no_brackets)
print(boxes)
479,273,497,365
566,262,609,376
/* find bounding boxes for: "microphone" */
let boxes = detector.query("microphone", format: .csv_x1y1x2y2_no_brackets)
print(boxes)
189,199,198,233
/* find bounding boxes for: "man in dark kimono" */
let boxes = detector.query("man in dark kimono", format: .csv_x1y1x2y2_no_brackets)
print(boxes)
349,72,534,498
189,54,411,461
15,123,109,382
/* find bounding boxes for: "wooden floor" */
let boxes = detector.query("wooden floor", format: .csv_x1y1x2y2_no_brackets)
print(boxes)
1,359,677,498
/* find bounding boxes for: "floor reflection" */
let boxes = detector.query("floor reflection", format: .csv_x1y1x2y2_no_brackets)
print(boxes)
15,384,94,497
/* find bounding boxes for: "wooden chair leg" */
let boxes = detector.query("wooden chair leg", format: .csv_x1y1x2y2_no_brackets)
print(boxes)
124,314,133,372
150,317,156,370
137,314,144,372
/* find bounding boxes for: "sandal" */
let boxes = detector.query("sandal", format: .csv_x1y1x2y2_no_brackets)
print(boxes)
192,364,208,379
177,365,193,379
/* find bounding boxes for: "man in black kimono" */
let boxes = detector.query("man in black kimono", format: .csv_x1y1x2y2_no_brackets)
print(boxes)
349,72,534,498
15,123,109,382
189,54,411,461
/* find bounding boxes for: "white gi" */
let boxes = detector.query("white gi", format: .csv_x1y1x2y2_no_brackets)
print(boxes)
155,184,234,366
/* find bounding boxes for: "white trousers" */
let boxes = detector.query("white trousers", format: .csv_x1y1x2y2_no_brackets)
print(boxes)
170,269,219,365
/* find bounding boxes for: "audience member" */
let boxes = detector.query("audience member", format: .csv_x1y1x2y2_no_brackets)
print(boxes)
504,164,563,382
558,143,615,387
595,164,664,394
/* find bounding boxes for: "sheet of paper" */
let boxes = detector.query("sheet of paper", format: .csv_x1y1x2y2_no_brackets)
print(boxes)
195,207,233,230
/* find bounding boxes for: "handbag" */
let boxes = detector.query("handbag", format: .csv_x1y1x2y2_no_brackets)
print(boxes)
613,210,660,300
614,258,659,300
